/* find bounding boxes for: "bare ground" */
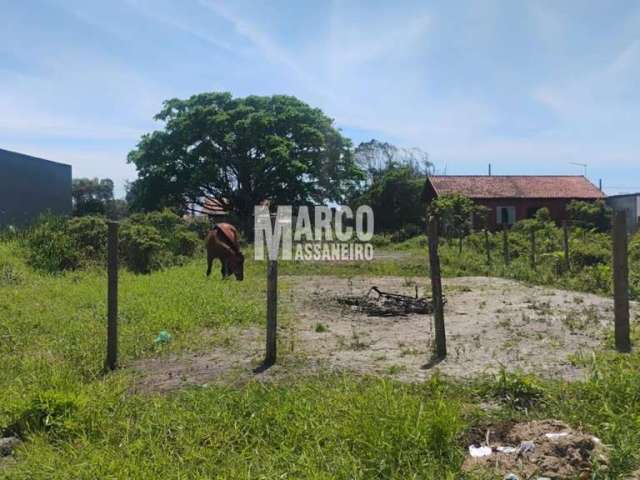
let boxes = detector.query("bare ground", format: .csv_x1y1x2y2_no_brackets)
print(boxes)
288,275,633,382
132,275,637,392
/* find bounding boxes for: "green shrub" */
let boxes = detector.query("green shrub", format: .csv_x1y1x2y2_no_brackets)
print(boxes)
19,211,206,274
119,223,166,274
67,216,107,264
129,209,181,237
567,199,612,232
171,228,201,257
24,215,79,272
570,240,610,267
566,264,612,295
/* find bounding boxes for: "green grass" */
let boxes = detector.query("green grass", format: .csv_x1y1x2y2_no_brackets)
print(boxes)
2,238,640,478
0,241,266,437
2,376,466,479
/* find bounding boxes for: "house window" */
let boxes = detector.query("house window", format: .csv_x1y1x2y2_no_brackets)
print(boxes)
497,206,516,226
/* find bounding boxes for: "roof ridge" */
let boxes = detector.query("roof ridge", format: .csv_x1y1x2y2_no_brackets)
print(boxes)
427,175,604,199
429,174,587,178
0,147,70,168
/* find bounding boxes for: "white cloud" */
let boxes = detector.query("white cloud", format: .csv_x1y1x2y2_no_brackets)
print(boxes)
533,39,640,120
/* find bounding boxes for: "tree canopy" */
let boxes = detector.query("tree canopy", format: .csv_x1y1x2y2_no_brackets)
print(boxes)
427,193,477,239
127,92,363,221
72,178,127,218
354,139,433,184
352,162,425,234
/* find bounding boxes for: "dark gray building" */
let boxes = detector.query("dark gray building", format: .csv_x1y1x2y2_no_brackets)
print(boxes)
606,193,640,233
0,148,72,228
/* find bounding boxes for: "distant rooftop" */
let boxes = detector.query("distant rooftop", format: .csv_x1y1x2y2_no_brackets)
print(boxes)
606,192,640,199
427,175,604,199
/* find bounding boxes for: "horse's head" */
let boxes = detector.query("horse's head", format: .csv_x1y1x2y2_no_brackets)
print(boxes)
228,251,245,281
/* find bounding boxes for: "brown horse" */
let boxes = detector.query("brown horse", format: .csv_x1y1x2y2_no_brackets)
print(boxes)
205,223,245,281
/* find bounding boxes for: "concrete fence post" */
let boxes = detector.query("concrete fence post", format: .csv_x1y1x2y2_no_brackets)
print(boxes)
105,221,119,371
612,211,631,353
427,216,446,359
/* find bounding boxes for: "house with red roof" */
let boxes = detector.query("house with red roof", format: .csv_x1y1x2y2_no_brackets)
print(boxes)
424,175,604,230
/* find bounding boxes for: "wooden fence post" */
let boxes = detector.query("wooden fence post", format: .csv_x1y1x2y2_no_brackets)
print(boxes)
612,211,631,353
255,213,279,372
428,216,446,359
484,229,491,266
264,257,278,366
105,221,118,371
503,225,510,265
530,229,536,270
563,221,570,272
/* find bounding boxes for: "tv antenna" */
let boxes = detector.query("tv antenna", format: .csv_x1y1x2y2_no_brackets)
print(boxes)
569,162,587,177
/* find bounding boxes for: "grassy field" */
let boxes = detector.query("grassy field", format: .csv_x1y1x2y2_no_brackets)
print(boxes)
1,238,640,478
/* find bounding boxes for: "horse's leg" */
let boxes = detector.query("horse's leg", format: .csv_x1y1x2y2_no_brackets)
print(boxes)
206,253,214,277
220,259,228,278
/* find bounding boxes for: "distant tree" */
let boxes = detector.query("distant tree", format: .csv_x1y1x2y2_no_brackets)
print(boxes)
567,200,612,232
105,199,129,220
72,178,128,219
72,178,114,216
428,193,477,239
354,139,433,184
353,162,425,234
127,92,363,225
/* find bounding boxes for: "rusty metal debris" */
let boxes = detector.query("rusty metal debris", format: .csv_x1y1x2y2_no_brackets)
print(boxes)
336,286,444,317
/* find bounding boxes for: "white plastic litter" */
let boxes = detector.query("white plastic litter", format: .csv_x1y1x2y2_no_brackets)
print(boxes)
504,474,520,480
517,440,535,455
496,446,518,454
468,445,492,458
545,432,570,440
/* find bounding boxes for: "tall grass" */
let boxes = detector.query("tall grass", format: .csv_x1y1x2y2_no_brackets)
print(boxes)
0,241,265,437
1,376,467,479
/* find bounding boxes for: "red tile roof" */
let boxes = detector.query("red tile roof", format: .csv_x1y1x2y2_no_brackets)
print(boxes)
428,175,604,199
202,198,229,215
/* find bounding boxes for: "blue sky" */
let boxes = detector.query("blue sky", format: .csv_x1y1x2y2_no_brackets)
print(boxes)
2,0,639,197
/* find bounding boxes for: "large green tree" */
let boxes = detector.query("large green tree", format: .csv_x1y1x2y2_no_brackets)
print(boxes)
127,92,363,221
353,162,425,233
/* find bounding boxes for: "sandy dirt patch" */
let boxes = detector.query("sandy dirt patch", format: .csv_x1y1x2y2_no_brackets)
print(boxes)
289,275,634,381
131,275,636,392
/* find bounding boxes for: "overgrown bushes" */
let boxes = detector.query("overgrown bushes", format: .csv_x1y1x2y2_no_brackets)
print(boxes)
22,210,206,274
406,217,638,299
